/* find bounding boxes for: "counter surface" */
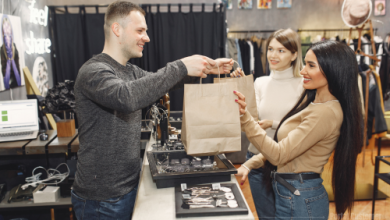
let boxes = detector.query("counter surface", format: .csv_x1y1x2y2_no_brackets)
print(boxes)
132,137,254,220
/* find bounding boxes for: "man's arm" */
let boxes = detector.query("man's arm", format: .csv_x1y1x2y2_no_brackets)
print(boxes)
78,60,188,113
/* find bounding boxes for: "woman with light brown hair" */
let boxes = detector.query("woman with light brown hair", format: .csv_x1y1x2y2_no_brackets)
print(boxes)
231,28,303,219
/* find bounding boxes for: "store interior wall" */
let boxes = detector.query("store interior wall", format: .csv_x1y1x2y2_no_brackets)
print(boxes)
47,0,389,39
226,0,390,39
2,0,388,101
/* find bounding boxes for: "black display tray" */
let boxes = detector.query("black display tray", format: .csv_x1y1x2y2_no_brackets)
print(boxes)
175,183,248,218
147,151,237,188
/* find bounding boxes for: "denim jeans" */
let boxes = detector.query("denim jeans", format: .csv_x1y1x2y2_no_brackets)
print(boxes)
272,174,329,219
71,185,138,220
246,151,276,219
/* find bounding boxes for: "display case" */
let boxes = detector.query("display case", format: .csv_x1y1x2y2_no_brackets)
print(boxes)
146,151,237,188
174,183,248,218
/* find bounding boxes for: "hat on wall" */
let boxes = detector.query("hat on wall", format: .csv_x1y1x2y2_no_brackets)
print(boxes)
341,0,372,27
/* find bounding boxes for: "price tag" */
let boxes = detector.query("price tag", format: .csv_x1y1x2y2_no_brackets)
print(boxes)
169,134,178,140
182,194,191,199
212,183,221,190
181,183,187,191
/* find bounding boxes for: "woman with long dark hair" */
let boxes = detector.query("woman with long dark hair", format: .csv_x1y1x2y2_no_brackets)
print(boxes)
234,40,362,219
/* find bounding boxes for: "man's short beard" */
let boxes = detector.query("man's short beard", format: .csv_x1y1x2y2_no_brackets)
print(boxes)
121,45,133,60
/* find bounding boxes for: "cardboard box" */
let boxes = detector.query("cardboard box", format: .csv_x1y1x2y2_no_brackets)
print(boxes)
33,185,60,203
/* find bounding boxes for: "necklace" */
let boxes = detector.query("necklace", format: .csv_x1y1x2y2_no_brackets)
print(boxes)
311,100,339,105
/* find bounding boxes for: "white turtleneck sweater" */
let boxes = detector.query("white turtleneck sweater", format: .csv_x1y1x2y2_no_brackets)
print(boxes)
248,66,304,155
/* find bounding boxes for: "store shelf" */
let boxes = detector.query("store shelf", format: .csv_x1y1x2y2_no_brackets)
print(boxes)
375,173,390,185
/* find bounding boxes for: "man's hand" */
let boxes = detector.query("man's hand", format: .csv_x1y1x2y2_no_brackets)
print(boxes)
209,58,234,75
235,166,249,185
181,55,216,78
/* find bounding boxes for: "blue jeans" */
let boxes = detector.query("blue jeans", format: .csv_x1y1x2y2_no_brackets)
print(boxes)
246,151,275,219
71,185,138,220
272,174,329,219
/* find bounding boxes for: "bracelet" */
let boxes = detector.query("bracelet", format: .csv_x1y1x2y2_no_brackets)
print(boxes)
242,164,250,172
240,107,247,117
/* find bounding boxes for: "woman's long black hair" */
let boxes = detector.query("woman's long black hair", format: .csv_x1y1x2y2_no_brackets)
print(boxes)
262,40,362,219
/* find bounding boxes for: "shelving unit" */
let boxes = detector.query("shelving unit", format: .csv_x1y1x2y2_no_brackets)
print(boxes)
372,155,390,220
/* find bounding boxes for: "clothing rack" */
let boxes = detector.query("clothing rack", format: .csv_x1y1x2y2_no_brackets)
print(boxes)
51,3,222,13
227,30,277,39
49,4,109,8
49,3,218,8
228,30,277,33
298,28,377,33
302,42,388,56
298,28,378,37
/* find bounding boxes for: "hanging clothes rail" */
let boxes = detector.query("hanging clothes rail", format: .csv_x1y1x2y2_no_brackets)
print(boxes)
298,28,377,33
49,3,218,8
228,30,277,33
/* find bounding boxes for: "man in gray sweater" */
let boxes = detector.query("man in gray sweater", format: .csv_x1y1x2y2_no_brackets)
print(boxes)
71,1,233,219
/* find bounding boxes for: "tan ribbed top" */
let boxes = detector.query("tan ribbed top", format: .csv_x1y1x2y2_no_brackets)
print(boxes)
242,100,343,174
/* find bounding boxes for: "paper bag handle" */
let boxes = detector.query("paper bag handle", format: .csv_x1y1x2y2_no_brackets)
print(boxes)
225,60,241,78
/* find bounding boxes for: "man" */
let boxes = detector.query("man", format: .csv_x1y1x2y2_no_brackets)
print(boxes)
72,1,233,219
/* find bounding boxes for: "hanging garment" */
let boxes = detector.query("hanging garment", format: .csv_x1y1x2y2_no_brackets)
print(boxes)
227,38,238,61
253,39,264,79
379,38,390,105
239,39,250,75
374,36,384,74
235,39,243,69
247,40,255,75
261,39,267,74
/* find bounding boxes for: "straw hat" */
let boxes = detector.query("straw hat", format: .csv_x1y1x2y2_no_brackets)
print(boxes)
341,0,372,27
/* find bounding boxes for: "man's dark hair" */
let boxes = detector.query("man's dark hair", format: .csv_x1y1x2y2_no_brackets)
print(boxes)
104,1,145,39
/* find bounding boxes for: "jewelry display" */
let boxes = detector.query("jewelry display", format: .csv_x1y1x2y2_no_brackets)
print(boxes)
147,152,237,189
154,154,219,174
175,183,249,217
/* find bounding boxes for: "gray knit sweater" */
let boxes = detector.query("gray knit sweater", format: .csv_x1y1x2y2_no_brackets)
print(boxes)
73,53,192,200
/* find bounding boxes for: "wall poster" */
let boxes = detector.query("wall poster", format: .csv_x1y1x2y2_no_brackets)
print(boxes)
222,0,233,10
0,14,25,91
238,0,253,9
257,0,272,9
277,0,292,9
9,0,53,97
374,0,386,16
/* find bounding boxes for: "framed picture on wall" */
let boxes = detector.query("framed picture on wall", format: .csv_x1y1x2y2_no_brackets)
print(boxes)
0,14,25,91
374,0,386,16
257,0,272,9
222,0,233,10
277,0,292,8
238,0,252,9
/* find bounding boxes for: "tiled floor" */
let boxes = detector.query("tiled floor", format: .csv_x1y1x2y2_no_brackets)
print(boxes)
235,144,390,219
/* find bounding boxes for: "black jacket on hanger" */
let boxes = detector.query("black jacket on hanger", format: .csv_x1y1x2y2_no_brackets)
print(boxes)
253,41,264,79
239,39,250,75
379,39,390,99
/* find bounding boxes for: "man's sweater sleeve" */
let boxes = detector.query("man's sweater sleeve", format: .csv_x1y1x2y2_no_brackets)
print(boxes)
80,60,189,113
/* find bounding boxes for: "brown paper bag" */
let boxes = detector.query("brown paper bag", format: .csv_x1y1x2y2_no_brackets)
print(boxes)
181,81,241,156
214,74,258,121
